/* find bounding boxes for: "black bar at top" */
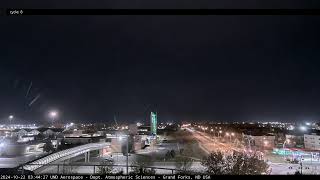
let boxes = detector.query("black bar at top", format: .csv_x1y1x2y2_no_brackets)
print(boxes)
6,9,320,15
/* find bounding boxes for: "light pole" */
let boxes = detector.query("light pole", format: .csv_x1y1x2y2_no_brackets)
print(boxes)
219,130,222,138
231,132,235,143
119,135,129,174
263,140,269,152
210,129,214,139
226,132,231,142
283,139,290,149
49,111,57,127
283,139,291,160
9,115,14,125
246,135,253,153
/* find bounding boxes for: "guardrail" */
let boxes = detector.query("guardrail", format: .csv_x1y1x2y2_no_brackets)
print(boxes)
20,163,186,175
21,143,110,171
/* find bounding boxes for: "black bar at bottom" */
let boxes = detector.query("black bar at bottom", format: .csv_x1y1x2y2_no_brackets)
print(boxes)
6,9,320,15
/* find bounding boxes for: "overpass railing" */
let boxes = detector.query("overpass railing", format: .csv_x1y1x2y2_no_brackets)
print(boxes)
21,143,110,171
20,163,190,175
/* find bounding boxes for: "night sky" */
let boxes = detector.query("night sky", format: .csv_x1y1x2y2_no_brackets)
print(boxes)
1,1,320,124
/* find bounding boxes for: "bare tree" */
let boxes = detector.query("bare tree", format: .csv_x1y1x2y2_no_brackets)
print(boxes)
201,151,269,175
175,156,193,174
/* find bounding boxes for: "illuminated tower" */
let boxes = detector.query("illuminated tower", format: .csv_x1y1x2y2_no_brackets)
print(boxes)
150,112,157,135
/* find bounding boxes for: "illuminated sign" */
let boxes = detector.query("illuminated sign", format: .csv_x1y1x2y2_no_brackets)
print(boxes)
150,112,157,135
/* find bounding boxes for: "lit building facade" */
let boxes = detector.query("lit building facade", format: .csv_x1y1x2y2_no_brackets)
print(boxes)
304,134,320,150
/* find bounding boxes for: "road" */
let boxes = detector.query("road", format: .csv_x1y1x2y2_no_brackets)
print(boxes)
186,128,242,154
35,139,205,175
269,162,320,175
0,152,45,168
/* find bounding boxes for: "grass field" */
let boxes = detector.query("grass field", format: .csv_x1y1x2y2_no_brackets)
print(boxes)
167,129,207,160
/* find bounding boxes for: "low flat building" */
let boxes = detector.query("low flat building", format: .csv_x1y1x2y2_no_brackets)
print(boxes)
37,128,64,138
63,135,105,145
17,135,35,143
11,129,28,138
304,133,320,150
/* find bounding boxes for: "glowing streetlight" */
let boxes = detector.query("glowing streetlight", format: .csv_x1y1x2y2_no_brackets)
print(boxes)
299,126,307,131
8,115,14,125
49,111,58,127
226,132,232,141
50,111,57,118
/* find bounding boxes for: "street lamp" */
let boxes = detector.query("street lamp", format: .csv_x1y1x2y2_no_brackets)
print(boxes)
9,115,14,125
283,139,290,149
118,135,129,174
49,111,58,127
210,129,214,138
218,130,222,138
299,126,307,131
246,135,253,152
231,132,235,142
226,132,231,142
283,139,291,160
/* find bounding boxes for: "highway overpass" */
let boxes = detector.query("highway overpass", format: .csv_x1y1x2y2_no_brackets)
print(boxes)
21,142,110,172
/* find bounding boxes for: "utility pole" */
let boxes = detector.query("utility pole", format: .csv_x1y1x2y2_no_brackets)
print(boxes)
126,136,129,175
9,115,14,126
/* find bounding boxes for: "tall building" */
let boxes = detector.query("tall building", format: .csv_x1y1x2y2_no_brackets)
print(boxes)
150,112,157,135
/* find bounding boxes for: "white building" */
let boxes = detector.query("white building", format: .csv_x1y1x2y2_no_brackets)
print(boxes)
37,128,64,138
29,129,40,136
11,129,28,138
17,135,35,143
304,134,320,150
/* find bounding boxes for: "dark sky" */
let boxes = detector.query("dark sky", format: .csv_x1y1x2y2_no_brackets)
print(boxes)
1,1,320,124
